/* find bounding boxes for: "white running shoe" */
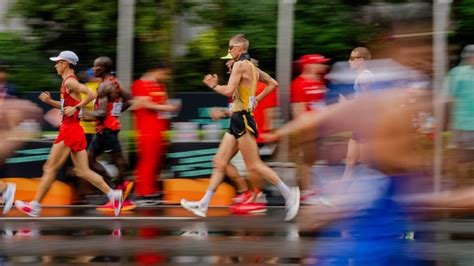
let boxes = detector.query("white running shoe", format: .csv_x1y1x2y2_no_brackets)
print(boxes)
180,199,207,217
285,187,300,222
2,183,16,214
111,190,123,217
15,200,41,217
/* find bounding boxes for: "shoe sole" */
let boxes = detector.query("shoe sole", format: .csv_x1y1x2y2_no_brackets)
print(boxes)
232,208,267,214
180,199,206,217
97,205,136,212
285,187,300,222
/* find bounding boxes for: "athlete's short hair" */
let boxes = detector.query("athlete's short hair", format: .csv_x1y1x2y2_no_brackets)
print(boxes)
230,34,249,51
352,47,371,60
95,56,113,73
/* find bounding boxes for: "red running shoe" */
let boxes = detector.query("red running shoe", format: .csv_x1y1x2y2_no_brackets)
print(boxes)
232,190,252,205
230,202,267,214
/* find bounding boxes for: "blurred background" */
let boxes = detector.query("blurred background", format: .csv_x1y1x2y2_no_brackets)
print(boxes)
0,0,472,204
0,0,470,93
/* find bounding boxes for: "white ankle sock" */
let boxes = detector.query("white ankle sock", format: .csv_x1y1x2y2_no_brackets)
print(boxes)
198,189,214,209
107,189,115,201
276,181,291,201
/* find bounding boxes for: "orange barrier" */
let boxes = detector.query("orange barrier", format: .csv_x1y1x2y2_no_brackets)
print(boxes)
163,178,235,206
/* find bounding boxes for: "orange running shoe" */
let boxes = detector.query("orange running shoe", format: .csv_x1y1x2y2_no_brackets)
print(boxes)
97,199,135,212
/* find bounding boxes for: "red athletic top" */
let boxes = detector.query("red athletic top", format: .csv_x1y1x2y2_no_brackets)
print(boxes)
290,76,327,111
253,82,278,143
132,79,168,121
95,75,122,132
60,75,81,124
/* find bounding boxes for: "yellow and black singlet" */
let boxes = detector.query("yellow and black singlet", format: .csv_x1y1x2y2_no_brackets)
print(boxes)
227,54,259,139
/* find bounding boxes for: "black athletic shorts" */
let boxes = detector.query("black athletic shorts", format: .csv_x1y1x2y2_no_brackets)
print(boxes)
227,111,258,139
88,128,122,155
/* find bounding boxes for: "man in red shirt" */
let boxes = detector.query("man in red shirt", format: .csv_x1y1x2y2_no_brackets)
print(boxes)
290,54,329,204
131,62,180,200
81,56,135,211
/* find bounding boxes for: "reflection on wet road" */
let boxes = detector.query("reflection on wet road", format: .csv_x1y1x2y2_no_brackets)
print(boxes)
0,206,474,264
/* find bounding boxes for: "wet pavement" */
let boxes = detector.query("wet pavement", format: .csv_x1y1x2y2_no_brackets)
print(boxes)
0,205,474,264
0,165,473,264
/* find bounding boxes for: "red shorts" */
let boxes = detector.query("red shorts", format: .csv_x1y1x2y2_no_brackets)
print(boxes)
54,122,87,152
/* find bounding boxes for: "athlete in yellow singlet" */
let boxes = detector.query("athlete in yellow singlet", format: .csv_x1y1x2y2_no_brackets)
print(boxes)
180,34,300,221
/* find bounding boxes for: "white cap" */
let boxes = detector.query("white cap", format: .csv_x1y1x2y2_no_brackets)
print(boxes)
49,50,79,65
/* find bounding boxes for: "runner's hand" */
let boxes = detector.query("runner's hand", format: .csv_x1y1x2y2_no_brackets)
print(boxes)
39,91,51,103
203,74,219,89
63,106,76,117
251,98,259,112
167,102,181,113
209,107,226,120
129,96,151,110
261,132,279,143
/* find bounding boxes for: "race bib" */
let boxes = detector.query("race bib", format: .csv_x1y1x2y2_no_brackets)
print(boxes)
248,96,255,111
310,101,326,111
60,99,65,115
111,102,123,117
228,103,234,112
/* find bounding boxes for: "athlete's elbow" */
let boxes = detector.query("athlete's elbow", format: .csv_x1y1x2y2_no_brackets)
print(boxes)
267,79,278,90
223,90,233,97
89,91,97,99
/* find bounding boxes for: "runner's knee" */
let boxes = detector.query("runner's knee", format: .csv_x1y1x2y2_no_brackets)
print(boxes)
213,156,227,170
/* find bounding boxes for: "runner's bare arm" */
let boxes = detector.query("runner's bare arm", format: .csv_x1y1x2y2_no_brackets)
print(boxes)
204,61,244,97
269,91,378,144
63,79,96,117
137,97,180,112
255,69,278,103
0,100,42,162
81,84,110,121
67,78,96,108
38,91,61,109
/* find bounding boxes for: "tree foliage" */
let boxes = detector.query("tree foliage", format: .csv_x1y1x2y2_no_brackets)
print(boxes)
6,0,473,93
9,0,171,89
451,0,474,52
0,31,58,91
173,0,380,91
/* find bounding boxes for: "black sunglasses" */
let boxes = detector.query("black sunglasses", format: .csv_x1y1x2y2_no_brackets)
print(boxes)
349,56,364,61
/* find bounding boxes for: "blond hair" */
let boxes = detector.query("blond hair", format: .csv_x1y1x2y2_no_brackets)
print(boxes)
352,47,371,60
230,34,249,52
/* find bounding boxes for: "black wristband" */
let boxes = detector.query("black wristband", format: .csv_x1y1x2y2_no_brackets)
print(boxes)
75,106,81,111
212,84,218,89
